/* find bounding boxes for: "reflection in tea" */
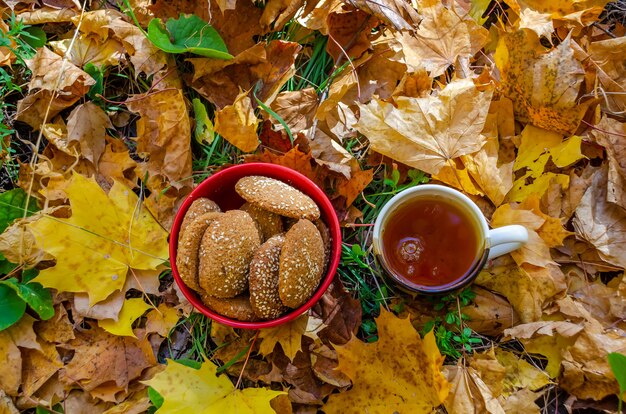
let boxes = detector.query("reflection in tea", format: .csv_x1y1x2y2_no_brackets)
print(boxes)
381,197,482,287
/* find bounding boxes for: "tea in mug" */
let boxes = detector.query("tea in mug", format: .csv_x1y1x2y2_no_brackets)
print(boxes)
380,196,482,287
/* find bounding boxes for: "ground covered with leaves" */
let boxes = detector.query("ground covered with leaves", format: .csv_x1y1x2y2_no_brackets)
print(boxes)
1,0,626,413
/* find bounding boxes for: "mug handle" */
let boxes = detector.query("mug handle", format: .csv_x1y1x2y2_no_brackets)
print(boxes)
487,225,529,260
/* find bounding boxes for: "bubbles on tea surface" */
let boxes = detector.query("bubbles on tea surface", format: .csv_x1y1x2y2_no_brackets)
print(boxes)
398,237,424,263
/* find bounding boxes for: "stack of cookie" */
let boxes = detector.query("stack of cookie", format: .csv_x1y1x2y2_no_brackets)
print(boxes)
176,176,331,321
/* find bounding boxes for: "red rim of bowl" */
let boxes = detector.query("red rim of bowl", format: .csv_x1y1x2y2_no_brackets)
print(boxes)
169,163,342,329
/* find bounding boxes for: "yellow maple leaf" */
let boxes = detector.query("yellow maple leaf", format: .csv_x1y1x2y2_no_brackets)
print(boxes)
146,304,181,337
143,359,285,414
29,173,168,305
356,78,493,175
324,308,449,413
258,313,308,361
495,30,590,135
99,298,152,337
507,125,584,202
214,89,260,152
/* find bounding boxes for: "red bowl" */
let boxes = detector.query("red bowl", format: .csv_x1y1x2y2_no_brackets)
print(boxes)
169,163,342,329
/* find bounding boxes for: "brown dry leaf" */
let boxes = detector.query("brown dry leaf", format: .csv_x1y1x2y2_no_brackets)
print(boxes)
144,304,180,337
495,29,589,135
587,37,626,119
35,305,75,344
490,203,554,267
335,168,373,207
260,0,306,31
463,136,514,207
326,8,378,62
462,287,521,336
125,88,192,189
66,102,113,167
49,35,125,68
356,78,493,175
244,147,327,189
560,325,626,400
396,0,487,76
504,320,584,378
269,88,319,133
324,309,448,413
443,362,505,414
189,40,301,108
0,330,24,395
214,89,260,152
573,166,626,269
21,341,63,398
469,348,507,397
518,8,553,39
98,136,139,189
17,7,78,25
495,349,551,392
75,10,167,76
259,314,308,361
500,388,542,414
311,280,362,346
346,0,421,31
16,47,95,129
520,195,573,248
476,263,565,322
58,324,156,393
306,127,355,178
591,116,626,209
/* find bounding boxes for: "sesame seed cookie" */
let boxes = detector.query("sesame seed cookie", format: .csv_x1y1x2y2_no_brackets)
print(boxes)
278,219,324,308
198,210,261,298
249,234,289,319
180,198,221,238
241,202,283,242
235,176,320,220
176,212,223,292
200,293,258,322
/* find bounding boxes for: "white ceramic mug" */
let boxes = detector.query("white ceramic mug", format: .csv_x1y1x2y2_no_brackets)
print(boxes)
372,184,528,294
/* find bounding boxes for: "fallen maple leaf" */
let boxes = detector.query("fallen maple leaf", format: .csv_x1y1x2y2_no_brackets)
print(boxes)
0,315,41,396
258,314,308,361
574,166,626,269
143,359,285,414
99,298,151,338
495,30,590,135
29,173,168,304
395,0,487,76
356,78,493,175
324,308,448,413
189,40,301,108
504,0,610,24
587,37,626,119
145,303,180,337
16,47,95,129
347,0,421,31
49,34,125,68
591,116,626,209
58,324,156,395
507,125,584,202
476,263,565,322
214,89,260,152
125,88,193,190
444,362,504,414
66,102,113,167
335,168,373,207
